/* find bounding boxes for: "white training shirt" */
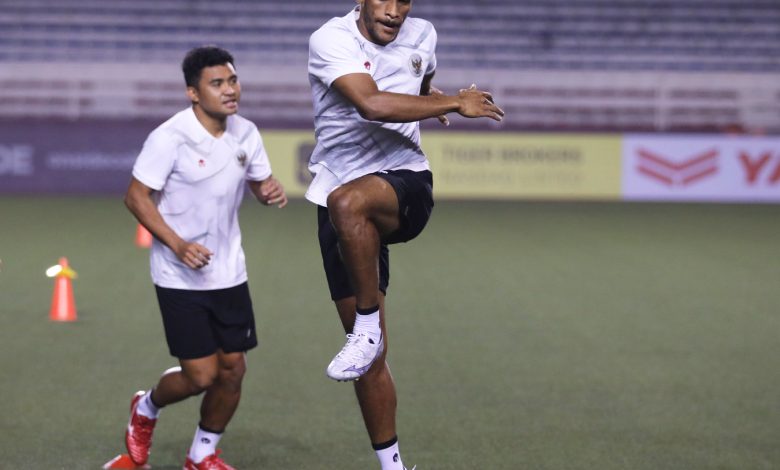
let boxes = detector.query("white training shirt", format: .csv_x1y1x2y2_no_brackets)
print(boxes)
132,107,272,290
306,6,437,206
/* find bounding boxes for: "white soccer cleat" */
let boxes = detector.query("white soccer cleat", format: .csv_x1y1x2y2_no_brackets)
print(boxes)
326,332,384,381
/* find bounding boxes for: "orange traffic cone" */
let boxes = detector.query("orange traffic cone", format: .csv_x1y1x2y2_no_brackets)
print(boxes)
47,257,77,322
102,453,150,469
135,223,153,248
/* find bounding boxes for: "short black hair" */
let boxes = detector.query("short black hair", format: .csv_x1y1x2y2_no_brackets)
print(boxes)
181,46,235,88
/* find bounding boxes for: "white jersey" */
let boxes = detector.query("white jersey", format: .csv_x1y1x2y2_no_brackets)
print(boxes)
306,6,437,206
132,107,272,290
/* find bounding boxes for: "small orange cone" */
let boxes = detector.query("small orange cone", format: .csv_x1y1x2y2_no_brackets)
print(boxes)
47,257,77,322
135,224,153,248
102,453,151,469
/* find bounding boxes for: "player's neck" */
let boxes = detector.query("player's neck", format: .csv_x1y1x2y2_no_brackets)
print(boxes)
192,105,228,138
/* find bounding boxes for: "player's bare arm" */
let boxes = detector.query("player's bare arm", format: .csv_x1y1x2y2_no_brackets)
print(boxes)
248,176,288,208
124,177,213,269
332,73,505,123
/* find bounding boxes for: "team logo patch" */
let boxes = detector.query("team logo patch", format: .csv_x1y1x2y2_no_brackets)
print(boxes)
198,159,205,167
364,61,371,71
236,150,247,167
408,53,423,77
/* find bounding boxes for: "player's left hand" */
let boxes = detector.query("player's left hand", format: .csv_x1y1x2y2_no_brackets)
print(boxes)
257,176,288,208
428,86,450,126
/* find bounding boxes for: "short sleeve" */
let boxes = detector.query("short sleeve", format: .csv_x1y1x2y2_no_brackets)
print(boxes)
132,129,177,190
426,25,438,75
245,128,272,181
308,26,369,88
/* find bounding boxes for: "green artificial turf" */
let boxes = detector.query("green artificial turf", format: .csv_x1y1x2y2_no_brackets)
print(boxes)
0,196,778,469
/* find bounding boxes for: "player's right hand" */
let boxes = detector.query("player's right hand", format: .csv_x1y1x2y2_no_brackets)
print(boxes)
457,83,505,122
176,241,213,269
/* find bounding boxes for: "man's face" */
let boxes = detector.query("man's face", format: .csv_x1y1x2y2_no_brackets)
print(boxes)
357,0,412,46
187,63,241,117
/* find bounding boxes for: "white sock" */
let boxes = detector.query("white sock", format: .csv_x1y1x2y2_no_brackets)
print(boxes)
353,306,381,340
188,425,223,463
374,437,404,470
136,390,160,419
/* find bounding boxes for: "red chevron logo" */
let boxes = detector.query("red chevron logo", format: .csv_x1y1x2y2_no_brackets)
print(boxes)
636,148,719,186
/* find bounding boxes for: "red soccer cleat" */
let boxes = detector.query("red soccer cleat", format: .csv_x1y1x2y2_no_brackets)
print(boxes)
183,450,235,470
125,390,157,465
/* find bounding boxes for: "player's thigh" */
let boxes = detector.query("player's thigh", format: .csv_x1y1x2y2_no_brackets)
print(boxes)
376,170,434,244
155,286,219,360
209,282,258,355
327,174,401,235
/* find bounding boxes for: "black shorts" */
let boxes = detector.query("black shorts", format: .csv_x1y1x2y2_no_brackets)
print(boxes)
317,169,434,301
154,282,258,360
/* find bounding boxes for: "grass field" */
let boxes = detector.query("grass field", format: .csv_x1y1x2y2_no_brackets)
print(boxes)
1,196,778,470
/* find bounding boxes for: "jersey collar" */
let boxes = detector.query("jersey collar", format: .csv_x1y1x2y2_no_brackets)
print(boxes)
183,107,225,145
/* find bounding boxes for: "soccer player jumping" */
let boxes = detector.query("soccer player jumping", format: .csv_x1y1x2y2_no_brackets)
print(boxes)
306,1,504,468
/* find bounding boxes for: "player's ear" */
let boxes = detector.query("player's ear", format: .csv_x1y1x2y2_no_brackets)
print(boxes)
186,86,199,104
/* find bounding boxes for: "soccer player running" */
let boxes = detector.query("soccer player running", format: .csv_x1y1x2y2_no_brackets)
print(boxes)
307,1,504,468
122,46,287,470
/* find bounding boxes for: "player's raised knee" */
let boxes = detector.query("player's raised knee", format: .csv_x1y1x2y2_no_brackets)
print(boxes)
327,186,367,223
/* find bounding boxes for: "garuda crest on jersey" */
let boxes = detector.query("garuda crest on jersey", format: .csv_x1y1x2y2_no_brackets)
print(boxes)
409,53,423,77
236,150,247,167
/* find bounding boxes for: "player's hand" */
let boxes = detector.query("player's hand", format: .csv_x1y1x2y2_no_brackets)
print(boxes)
457,83,505,122
175,241,213,270
427,86,450,126
258,176,288,208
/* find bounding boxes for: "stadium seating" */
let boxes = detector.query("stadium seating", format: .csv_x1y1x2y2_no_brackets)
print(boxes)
2,0,779,71
1,0,779,132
